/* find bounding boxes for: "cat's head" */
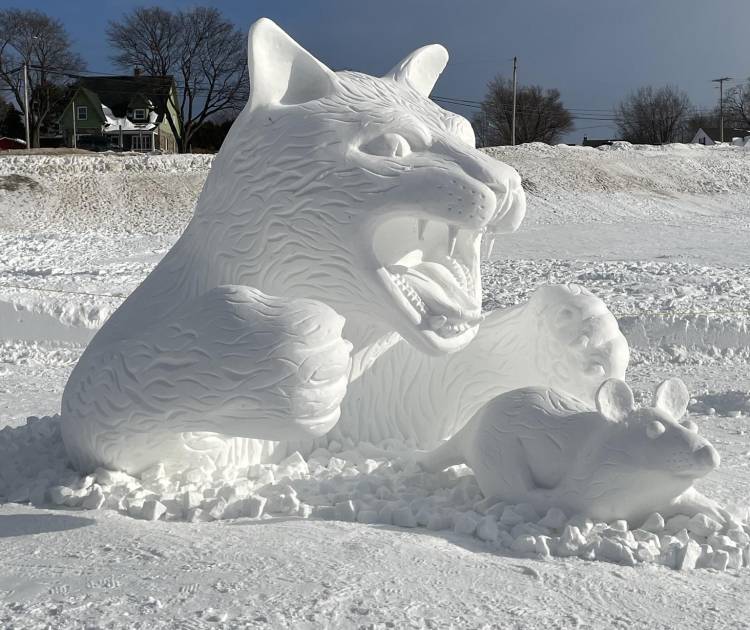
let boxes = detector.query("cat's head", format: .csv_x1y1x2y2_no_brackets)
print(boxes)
207,18,526,355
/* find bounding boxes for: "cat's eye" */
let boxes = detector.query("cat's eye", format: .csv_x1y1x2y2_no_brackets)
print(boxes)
681,419,698,433
646,420,665,439
361,133,411,158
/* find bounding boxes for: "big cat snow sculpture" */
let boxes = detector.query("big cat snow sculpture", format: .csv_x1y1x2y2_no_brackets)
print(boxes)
61,18,628,475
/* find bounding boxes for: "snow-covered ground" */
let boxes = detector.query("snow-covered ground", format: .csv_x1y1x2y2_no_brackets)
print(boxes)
1,144,750,628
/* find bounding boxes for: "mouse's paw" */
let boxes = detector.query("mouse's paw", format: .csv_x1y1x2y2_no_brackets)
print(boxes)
665,487,729,525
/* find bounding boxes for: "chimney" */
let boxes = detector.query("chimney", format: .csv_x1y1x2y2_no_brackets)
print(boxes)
134,67,143,77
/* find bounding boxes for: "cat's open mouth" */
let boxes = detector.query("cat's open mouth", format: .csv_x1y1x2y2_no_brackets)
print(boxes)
373,216,485,353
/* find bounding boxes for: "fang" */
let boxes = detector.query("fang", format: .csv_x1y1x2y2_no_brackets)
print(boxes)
482,235,496,259
448,226,458,257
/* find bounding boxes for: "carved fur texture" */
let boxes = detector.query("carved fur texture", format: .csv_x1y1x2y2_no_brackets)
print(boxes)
61,19,627,474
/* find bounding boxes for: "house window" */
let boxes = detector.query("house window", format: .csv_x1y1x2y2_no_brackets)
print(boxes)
133,108,146,121
131,134,152,151
77,106,87,120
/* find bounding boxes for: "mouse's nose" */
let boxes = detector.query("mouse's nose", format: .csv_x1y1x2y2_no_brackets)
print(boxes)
694,444,720,470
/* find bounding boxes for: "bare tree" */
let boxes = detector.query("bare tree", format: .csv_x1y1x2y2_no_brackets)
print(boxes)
476,76,573,146
106,7,180,78
725,80,750,130
107,6,249,152
615,85,692,144
0,9,85,147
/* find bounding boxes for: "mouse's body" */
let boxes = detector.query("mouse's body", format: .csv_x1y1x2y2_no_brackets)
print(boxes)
419,378,722,525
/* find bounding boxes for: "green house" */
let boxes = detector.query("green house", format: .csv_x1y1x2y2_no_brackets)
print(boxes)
59,74,180,152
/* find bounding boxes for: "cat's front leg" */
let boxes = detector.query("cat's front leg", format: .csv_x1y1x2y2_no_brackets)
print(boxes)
61,285,352,474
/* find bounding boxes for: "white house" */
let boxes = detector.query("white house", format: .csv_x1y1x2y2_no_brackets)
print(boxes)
691,126,750,145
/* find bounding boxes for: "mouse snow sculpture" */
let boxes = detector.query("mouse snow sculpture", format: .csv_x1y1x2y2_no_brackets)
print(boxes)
61,18,627,474
419,378,723,525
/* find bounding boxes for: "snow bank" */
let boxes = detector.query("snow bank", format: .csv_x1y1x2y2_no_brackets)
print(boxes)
0,413,747,571
485,142,750,226
0,153,211,234
3,143,750,233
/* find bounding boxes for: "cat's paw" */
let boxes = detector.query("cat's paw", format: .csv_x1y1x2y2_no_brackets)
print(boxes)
525,283,629,403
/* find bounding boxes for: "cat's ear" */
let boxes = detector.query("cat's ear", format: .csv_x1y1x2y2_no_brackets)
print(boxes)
385,44,448,97
247,18,336,110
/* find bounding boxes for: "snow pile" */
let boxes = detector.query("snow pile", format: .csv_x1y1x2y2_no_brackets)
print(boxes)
486,141,750,227
0,153,211,234
3,143,750,235
0,232,172,337
1,413,747,571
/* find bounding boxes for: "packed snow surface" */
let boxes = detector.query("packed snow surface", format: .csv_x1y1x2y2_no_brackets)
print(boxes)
1,144,750,628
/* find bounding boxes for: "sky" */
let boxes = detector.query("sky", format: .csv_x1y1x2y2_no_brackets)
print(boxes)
5,0,750,143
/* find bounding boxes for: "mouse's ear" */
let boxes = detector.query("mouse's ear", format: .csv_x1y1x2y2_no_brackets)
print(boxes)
653,378,689,420
595,378,635,422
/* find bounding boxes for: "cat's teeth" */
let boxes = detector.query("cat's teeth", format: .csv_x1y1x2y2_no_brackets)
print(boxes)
482,234,496,259
427,315,447,330
448,226,458,257
417,219,427,241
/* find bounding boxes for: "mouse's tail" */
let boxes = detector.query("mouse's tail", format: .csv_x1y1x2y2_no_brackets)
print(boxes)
415,439,463,472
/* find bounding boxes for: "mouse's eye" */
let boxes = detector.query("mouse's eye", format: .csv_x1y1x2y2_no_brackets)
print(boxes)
361,133,411,158
681,419,698,433
647,420,666,439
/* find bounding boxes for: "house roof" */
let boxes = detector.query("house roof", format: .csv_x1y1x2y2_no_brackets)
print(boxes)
582,137,620,148
74,75,176,122
73,86,106,123
693,127,750,141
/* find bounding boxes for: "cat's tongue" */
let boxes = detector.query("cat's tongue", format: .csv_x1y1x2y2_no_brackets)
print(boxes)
404,262,480,320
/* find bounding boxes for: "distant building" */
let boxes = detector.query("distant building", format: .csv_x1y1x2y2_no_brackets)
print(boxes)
581,136,620,148
0,137,26,151
690,127,750,145
58,73,179,152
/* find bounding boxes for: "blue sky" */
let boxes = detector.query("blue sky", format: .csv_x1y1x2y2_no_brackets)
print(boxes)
7,0,750,142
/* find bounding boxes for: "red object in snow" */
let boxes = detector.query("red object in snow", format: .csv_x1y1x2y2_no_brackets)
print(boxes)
0,137,26,150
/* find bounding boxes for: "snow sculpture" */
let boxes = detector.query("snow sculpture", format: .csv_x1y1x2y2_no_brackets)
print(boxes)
419,378,724,525
61,18,628,474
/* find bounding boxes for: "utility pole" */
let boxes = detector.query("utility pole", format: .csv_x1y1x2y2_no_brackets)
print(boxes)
712,76,732,142
511,56,518,146
72,100,77,149
22,62,31,149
